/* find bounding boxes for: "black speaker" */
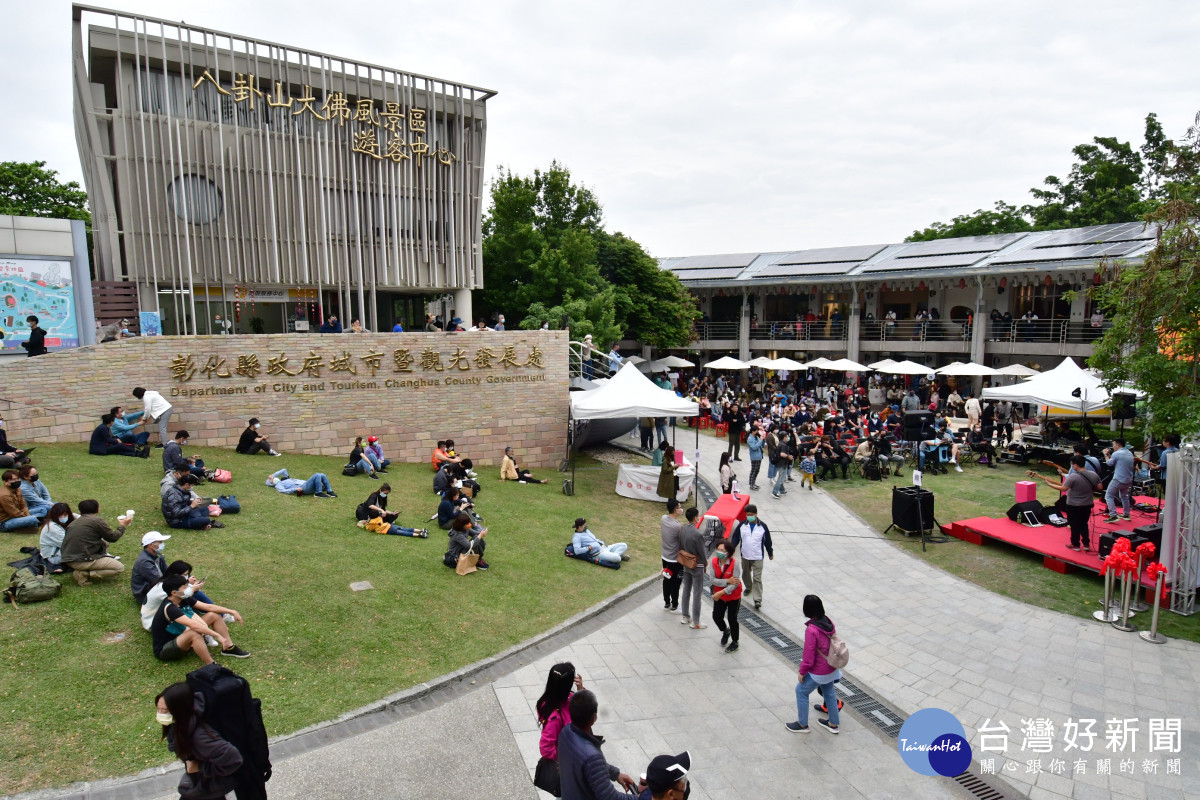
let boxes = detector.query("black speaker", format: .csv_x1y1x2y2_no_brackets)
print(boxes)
1134,523,1163,550
1006,500,1045,523
1098,532,1118,558
902,410,934,440
1098,530,1149,557
891,486,935,532
1112,393,1137,420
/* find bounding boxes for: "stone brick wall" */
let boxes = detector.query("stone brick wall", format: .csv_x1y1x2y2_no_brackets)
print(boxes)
0,332,568,468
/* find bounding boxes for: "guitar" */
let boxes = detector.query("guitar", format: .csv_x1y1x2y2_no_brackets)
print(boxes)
1039,459,1067,474
1026,470,1053,483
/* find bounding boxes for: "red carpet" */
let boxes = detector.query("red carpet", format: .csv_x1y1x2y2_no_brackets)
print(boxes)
946,496,1160,587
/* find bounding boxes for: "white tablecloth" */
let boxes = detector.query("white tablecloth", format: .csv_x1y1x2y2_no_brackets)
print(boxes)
616,464,696,502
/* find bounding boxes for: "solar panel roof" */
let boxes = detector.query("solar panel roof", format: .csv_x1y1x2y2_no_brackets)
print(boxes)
669,253,759,271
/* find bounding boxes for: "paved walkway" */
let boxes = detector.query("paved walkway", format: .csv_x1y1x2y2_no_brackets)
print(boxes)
683,428,1200,800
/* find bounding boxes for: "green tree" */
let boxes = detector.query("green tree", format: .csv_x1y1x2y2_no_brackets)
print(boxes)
1028,136,1146,229
597,231,698,348
906,201,1033,242
478,162,695,349
1089,200,1200,437
0,161,90,223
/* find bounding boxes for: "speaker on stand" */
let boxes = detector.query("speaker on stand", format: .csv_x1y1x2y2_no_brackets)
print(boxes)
884,485,946,550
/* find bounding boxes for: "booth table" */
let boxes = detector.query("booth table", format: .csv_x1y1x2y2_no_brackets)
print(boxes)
616,463,696,502
707,492,750,537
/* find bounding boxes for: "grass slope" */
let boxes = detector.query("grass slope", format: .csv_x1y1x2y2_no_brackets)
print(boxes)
0,445,663,795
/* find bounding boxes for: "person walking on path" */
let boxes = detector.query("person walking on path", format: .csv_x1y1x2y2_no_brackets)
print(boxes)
660,498,684,612
730,504,772,610
709,539,742,653
677,507,707,630
770,428,794,499
557,690,638,800
535,661,583,797
746,424,765,490
786,594,842,734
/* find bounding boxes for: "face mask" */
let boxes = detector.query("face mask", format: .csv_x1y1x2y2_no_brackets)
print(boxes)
156,543,166,554
379,492,388,498
29,475,38,482
0,420,5,427
181,585,195,599
156,711,174,726
716,551,730,560
746,516,757,523
7,481,19,490
254,423,261,430
58,516,69,525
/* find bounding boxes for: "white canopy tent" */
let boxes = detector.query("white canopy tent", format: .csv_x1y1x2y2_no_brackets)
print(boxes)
572,362,699,419
981,357,1114,412
704,356,749,370
936,362,999,377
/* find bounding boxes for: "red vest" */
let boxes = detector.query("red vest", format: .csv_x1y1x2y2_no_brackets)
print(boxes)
711,556,742,601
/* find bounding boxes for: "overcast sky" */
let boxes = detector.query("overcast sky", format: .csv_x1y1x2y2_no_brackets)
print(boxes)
8,1,1200,257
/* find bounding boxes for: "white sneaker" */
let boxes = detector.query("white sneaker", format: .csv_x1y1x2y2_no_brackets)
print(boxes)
955,465,963,473
222,613,236,624
204,635,219,648
467,470,478,479
269,450,282,456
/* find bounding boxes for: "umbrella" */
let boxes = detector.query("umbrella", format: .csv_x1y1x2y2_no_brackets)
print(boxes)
936,362,999,376
826,358,870,372
868,358,899,371
623,355,646,366
995,363,1040,377
767,357,807,370
654,355,695,368
704,356,749,370
745,356,775,368
884,359,933,375
805,357,836,369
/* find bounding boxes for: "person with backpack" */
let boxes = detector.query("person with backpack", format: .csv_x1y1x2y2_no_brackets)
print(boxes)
786,594,842,734
533,662,584,797
155,681,246,800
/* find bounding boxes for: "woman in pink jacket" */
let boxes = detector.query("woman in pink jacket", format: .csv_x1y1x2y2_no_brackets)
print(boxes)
536,660,584,796
786,594,842,734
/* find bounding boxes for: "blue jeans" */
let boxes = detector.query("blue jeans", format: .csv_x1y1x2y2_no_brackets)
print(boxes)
796,674,840,727
772,462,788,496
303,474,332,495
384,524,419,536
365,452,390,470
1106,480,1132,517
120,432,151,445
655,422,669,445
169,508,212,530
26,500,53,519
0,515,40,530
355,458,375,475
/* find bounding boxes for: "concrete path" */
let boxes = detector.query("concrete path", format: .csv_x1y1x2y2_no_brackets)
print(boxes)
684,427,1200,800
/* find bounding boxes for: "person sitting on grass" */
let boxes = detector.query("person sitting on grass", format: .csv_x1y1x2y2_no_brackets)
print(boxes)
433,461,465,496
162,475,223,530
349,436,379,479
444,512,489,571
61,499,129,586
364,436,390,473
437,485,477,529
38,501,75,572
266,468,336,498
150,575,248,664
571,517,628,565
109,405,150,446
431,440,461,472
500,446,548,483
18,463,53,521
140,561,221,633
0,412,31,468
163,430,204,478
0,469,39,531
236,418,281,456
355,483,428,537
89,413,140,456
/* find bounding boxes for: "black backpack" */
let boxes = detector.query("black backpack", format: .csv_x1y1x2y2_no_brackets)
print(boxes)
186,663,272,793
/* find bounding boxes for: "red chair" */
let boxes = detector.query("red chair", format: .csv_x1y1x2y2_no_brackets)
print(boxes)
715,423,728,438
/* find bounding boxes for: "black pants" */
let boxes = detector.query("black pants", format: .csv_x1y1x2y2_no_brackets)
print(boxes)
662,559,682,606
727,433,741,460
242,439,271,455
640,427,654,450
713,597,740,643
819,455,849,479
748,459,762,486
1066,503,1092,548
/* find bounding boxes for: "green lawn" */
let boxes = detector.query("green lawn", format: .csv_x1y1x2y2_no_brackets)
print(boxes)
818,461,1200,642
0,445,664,795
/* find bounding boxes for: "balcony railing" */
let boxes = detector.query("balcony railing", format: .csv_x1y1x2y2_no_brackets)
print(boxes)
749,320,849,341
693,321,739,340
987,320,1110,344
689,319,1111,346
861,320,971,342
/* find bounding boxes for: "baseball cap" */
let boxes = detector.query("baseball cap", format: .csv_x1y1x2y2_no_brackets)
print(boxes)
368,435,378,443
142,531,170,547
645,751,691,792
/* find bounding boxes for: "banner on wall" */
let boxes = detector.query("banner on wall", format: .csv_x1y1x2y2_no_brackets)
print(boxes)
0,259,78,350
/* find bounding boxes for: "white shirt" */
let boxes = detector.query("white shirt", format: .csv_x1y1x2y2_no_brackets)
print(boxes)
141,390,172,419
140,583,167,630
738,521,768,561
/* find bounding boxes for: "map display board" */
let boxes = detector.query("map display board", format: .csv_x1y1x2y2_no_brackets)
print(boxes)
0,259,78,350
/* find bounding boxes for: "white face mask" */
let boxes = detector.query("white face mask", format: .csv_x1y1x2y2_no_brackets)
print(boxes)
58,516,69,525
156,543,165,554
379,492,388,498
181,585,195,598
254,423,261,430
156,711,174,726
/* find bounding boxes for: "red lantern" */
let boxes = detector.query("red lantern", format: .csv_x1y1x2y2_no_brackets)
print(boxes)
1044,274,1052,287
918,281,926,291
959,278,967,289
999,277,1007,289
881,283,888,292
1093,272,1102,285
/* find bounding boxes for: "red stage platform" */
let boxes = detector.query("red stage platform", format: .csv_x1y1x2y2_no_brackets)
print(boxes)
945,496,1161,592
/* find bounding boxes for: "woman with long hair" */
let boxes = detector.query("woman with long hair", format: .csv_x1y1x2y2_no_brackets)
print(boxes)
349,436,377,479
786,594,842,734
38,501,75,572
156,682,244,798
534,662,583,797
718,451,734,494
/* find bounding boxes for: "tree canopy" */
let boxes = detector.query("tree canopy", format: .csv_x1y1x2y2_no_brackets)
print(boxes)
0,161,90,223
478,162,696,348
907,113,1199,241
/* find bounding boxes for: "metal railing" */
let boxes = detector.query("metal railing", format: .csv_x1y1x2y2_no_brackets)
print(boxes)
861,320,971,343
750,320,849,341
568,341,620,379
986,320,1110,344
692,321,739,340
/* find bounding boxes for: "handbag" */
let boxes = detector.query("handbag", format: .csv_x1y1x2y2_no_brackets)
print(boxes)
677,549,699,570
533,756,561,796
455,540,480,575
207,504,223,517
342,463,359,477
216,495,240,514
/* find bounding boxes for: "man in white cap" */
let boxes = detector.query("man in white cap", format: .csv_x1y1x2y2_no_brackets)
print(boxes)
131,531,170,605
641,751,691,800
